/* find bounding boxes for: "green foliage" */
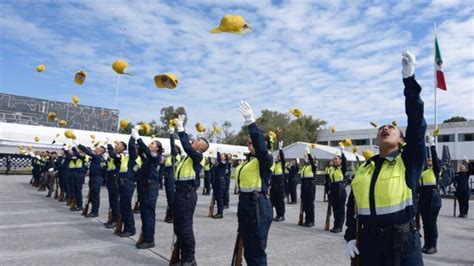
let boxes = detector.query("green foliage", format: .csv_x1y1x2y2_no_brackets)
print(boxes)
443,116,467,123
118,122,133,134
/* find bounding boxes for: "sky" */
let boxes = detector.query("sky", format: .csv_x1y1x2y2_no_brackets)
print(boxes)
1,0,473,135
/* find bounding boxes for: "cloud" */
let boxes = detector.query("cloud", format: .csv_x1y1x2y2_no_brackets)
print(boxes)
0,0,472,136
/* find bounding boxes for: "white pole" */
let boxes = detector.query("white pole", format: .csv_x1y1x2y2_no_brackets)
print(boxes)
434,22,438,146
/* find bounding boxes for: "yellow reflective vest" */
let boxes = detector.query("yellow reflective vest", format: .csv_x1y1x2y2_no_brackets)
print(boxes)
273,161,284,175
420,168,436,186
236,158,261,193
351,154,413,216
330,167,344,182
300,163,314,178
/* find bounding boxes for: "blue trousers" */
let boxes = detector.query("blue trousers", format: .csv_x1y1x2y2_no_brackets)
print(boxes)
330,182,347,229
238,193,272,266
58,170,67,194
67,170,76,202
301,179,315,224
224,176,230,206
359,222,423,266
164,167,175,209
419,187,441,248
212,176,225,214
106,172,120,218
270,175,285,218
138,180,158,243
288,176,298,203
89,175,103,214
172,188,197,263
204,171,212,195
75,171,86,208
119,178,136,234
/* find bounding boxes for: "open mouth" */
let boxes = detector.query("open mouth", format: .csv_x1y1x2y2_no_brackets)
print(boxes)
380,131,390,138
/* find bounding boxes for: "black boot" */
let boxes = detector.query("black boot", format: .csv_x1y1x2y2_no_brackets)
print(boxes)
136,241,155,249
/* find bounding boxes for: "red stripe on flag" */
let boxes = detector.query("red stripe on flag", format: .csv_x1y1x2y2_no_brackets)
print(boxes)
436,70,447,90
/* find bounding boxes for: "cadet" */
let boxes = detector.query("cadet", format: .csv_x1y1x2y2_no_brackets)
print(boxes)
327,147,347,233
57,151,68,202
287,159,299,204
223,153,232,209
418,135,442,254
104,140,127,229
454,157,472,218
64,145,79,209
345,50,425,265
71,143,89,211
132,126,164,249
172,114,209,265
234,101,273,265
299,146,318,227
212,148,227,219
203,156,212,195
78,143,107,218
163,129,182,223
271,141,286,221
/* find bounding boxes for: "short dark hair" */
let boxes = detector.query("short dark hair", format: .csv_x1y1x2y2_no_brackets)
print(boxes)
200,137,210,152
120,141,127,151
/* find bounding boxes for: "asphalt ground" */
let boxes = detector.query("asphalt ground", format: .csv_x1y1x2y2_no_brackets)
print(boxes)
0,175,473,265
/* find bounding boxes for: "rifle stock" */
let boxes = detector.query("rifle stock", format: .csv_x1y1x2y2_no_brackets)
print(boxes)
208,195,215,217
231,233,243,266
415,210,421,231
351,203,361,266
137,231,144,244
107,209,112,223
82,192,91,216
298,200,304,226
58,191,64,201
114,217,123,235
324,197,332,231
170,240,180,264
54,178,59,199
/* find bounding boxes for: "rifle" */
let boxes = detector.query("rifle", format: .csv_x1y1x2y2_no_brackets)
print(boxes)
324,197,332,231
137,231,144,244
298,199,304,226
351,204,360,266
54,177,59,199
170,240,180,264
58,191,64,201
114,216,123,234
82,192,91,216
70,196,77,209
231,233,243,266
208,194,216,217
453,194,457,217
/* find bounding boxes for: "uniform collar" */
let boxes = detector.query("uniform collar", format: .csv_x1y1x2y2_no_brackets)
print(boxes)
384,150,400,162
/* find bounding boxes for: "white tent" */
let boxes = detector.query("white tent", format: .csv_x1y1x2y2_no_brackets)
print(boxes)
273,141,364,162
0,122,248,159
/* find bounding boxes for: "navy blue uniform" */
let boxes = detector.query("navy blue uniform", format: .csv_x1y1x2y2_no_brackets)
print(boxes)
213,152,227,215
329,152,347,231
271,149,286,219
173,131,203,264
287,163,299,204
64,151,77,205
454,163,472,217
345,76,426,266
106,146,121,224
300,154,317,225
164,133,179,222
72,147,88,209
203,157,212,195
419,145,442,250
224,159,231,207
136,138,161,243
237,123,273,265
78,145,106,215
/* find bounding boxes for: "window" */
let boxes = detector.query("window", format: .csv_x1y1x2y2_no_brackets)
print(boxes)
330,140,342,146
372,138,378,145
458,133,474,142
317,141,328,145
352,139,370,146
437,134,455,143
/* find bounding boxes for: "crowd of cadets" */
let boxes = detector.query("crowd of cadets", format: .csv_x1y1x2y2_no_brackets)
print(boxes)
22,51,473,265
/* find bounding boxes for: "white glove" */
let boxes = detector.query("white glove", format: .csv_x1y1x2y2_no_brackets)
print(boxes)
296,158,300,164
464,157,469,163
177,114,186,132
305,146,310,154
426,134,435,146
238,101,256,126
339,142,345,150
48,168,54,172
102,153,109,161
29,152,35,157
278,141,284,150
131,125,140,140
345,240,359,259
168,127,175,135
104,138,109,145
401,50,416,78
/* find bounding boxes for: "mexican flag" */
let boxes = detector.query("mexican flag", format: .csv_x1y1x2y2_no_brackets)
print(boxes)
435,36,447,90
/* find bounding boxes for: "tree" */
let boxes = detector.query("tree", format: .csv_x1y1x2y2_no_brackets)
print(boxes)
443,116,467,123
229,109,326,148
118,122,134,134
155,106,188,137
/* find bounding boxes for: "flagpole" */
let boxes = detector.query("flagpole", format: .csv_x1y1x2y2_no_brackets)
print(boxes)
434,22,438,146
114,28,127,110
